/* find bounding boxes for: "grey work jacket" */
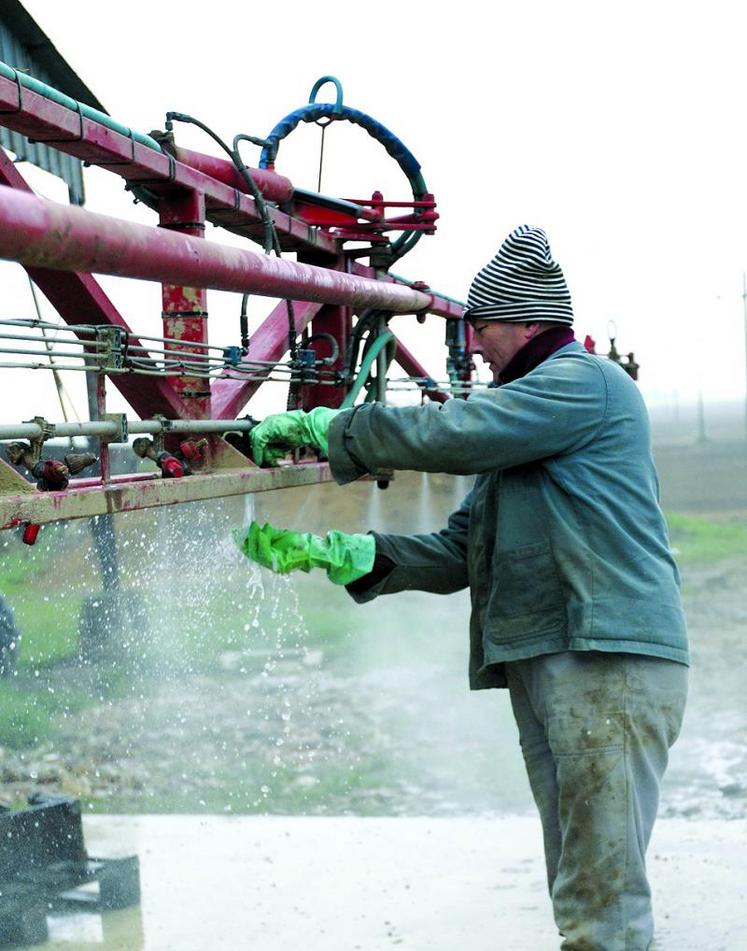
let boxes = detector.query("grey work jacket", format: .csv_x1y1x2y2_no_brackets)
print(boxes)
327,342,688,690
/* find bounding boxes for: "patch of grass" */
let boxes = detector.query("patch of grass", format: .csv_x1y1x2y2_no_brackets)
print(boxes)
0,550,39,593
666,512,747,564
0,527,99,669
13,593,84,669
0,682,88,749
83,754,403,815
0,685,51,749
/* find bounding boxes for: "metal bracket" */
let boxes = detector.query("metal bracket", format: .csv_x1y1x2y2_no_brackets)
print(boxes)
123,150,176,185
20,416,55,465
0,68,25,115
151,415,171,455
94,127,138,166
28,99,85,144
102,413,128,444
160,310,209,319
94,326,126,371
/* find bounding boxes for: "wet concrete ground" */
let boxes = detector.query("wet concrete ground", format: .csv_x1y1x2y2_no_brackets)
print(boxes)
29,815,747,951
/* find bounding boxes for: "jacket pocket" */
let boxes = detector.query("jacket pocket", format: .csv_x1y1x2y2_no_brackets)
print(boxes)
489,543,565,619
482,544,567,646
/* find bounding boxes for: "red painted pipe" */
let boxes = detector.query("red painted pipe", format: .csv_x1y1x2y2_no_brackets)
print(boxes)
172,146,294,204
0,186,434,313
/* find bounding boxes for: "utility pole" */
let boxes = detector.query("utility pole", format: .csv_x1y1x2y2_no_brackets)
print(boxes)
743,273,747,443
696,318,707,445
696,388,707,444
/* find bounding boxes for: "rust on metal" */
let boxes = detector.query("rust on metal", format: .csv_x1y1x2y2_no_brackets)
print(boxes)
159,189,211,417
0,462,335,530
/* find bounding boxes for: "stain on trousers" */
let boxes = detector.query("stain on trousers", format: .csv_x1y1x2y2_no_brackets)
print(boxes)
506,651,688,951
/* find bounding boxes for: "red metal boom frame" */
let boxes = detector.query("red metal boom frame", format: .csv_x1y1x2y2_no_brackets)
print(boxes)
0,69,465,527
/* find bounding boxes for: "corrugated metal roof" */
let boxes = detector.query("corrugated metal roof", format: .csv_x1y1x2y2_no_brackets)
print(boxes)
0,0,108,204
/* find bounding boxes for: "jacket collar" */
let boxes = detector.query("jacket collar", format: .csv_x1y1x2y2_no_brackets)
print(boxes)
498,326,576,384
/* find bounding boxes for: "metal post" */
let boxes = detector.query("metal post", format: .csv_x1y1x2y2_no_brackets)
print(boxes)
376,312,388,403
297,251,353,410
300,304,352,410
95,375,111,484
696,387,707,444
159,191,211,420
84,366,120,606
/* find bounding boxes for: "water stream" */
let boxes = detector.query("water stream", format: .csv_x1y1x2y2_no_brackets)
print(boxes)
0,468,744,820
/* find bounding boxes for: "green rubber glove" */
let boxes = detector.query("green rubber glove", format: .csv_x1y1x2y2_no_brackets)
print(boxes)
234,521,375,586
250,407,340,467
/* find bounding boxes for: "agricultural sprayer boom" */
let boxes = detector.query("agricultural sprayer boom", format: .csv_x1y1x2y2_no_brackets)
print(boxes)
0,65,472,531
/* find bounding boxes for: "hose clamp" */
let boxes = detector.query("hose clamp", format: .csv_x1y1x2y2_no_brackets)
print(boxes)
103,413,128,444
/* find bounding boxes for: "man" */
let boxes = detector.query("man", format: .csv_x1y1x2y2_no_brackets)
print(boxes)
241,225,689,951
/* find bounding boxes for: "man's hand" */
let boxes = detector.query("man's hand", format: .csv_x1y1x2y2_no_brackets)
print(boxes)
234,520,375,586
250,407,340,467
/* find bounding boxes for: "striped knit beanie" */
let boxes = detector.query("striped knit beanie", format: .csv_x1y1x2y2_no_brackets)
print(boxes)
464,225,573,325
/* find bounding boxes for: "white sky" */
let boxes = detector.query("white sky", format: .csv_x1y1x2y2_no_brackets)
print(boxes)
1,0,746,424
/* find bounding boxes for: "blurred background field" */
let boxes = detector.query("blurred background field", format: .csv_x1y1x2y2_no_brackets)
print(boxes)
0,401,744,821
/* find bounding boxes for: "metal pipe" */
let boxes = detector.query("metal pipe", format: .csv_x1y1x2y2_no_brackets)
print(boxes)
0,416,258,442
0,346,91,359
159,188,211,418
0,362,102,371
0,319,232,355
0,331,90,347
0,186,434,314
172,145,294,204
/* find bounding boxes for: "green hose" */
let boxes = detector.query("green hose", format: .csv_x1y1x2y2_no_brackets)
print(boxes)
387,272,467,310
341,331,396,408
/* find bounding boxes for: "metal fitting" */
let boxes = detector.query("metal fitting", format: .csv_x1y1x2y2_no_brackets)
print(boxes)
94,326,126,370
103,413,128,444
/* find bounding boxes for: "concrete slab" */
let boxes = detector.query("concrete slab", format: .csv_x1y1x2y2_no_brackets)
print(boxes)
30,816,747,950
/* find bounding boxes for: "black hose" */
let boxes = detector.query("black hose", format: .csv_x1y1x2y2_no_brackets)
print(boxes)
164,113,298,362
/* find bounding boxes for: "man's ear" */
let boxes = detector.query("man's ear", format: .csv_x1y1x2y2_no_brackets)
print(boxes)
524,322,543,341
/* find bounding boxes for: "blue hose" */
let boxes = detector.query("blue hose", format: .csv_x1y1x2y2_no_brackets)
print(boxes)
260,77,429,263
260,102,423,187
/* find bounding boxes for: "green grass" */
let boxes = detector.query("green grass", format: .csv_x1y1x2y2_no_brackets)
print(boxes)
83,754,404,815
0,525,98,668
0,681,88,749
666,512,747,564
13,593,85,669
1,509,742,806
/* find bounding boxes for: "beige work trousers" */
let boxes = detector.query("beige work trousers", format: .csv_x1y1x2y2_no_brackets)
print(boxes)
506,651,688,951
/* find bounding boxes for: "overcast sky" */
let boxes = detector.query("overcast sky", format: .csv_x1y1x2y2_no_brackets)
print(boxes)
1,0,746,424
